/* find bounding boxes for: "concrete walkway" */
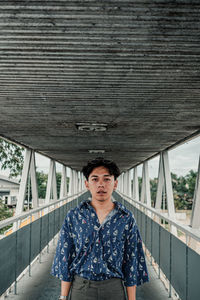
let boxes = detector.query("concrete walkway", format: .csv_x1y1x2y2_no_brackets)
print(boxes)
5,241,170,300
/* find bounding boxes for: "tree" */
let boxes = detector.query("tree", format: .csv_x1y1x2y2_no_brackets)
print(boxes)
0,199,14,234
25,171,63,202
137,170,197,210
185,170,197,200
0,138,24,177
150,178,158,207
36,171,48,199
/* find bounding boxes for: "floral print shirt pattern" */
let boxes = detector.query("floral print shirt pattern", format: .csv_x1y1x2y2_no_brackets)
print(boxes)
51,199,149,287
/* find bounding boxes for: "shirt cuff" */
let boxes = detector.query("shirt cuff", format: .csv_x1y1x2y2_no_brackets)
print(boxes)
51,271,74,282
124,276,149,287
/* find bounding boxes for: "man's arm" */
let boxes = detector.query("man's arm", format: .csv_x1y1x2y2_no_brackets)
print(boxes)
126,285,136,300
61,280,72,297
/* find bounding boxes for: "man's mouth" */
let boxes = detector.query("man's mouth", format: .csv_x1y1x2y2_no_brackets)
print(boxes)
97,191,107,194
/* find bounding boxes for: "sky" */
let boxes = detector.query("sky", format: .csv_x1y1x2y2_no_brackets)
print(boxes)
137,135,200,179
0,135,200,180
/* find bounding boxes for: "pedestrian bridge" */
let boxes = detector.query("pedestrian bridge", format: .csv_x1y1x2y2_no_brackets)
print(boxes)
0,0,200,299
0,187,200,300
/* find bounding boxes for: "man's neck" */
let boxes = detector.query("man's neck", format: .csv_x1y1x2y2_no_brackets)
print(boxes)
90,198,115,213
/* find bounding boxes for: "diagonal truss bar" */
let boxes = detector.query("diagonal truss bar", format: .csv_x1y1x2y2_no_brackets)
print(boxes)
190,155,200,229
155,153,164,210
30,150,39,209
140,161,151,206
15,149,38,215
155,151,177,235
162,151,176,220
60,165,67,199
15,149,32,215
45,159,57,204
133,167,139,202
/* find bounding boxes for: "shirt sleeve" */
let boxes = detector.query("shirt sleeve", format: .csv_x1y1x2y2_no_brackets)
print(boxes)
51,213,75,281
122,216,149,287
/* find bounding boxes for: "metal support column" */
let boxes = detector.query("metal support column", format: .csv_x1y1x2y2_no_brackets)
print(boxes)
155,151,177,235
190,155,200,229
45,160,57,204
133,167,139,202
140,161,151,207
81,172,84,190
117,175,121,192
60,165,67,199
163,151,176,221
155,153,165,210
121,172,124,194
15,149,38,216
78,171,81,193
123,172,128,195
69,168,72,195
30,150,39,209
127,169,132,197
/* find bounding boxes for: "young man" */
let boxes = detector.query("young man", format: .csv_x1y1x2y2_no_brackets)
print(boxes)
51,158,149,300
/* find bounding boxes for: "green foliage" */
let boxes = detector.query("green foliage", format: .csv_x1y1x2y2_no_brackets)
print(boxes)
56,172,61,198
138,170,197,210
0,200,14,234
172,170,196,210
150,178,158,207
0,138,24,177
185,170,197,199
36,171,48,199
25,171,63,201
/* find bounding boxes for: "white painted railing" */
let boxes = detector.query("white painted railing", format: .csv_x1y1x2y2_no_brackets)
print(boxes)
0,191,84,232
117,190,200,244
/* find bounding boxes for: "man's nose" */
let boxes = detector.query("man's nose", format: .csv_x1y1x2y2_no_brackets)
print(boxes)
98,179,104,186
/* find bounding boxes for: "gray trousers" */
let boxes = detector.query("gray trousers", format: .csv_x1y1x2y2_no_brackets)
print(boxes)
69,275,127,300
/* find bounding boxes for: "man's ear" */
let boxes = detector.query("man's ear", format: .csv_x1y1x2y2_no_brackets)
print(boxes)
85,180,89,190
113,179,118,191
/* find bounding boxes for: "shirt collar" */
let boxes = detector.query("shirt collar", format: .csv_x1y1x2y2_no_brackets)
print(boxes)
79,199,129,215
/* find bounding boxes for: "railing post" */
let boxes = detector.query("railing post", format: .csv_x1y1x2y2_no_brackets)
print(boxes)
39,215,42,263
47,208,50,254
14,230,18,294
169,234,172,297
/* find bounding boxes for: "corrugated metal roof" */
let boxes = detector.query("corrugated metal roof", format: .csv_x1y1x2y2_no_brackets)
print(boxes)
0,0,200,171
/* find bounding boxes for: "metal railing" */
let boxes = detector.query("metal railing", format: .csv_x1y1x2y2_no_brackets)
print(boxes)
0,191,89,297
0,191,83,231
113,191,200,300
115,191,200,244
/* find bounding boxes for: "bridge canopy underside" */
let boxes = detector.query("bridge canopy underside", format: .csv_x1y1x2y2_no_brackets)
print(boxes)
0,0,200,171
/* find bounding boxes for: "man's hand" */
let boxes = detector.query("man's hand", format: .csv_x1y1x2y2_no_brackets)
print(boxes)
126,285,136,300
61,280,72,297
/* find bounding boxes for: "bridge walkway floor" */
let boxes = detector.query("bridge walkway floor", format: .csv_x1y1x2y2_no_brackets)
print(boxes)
5,240,170,300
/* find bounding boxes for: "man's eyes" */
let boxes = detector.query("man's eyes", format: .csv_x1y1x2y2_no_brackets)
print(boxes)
91,178,111,181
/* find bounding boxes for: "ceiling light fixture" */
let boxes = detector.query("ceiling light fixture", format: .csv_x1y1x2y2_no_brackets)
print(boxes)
76,122,107,132
88,150,105,154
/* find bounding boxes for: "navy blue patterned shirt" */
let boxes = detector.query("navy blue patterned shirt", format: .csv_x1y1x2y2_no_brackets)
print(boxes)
51,199,149,287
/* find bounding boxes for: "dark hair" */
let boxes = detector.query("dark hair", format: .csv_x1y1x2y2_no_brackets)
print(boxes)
82,157,121,181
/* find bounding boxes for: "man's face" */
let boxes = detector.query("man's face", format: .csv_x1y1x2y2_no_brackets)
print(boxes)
85,166,118,202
